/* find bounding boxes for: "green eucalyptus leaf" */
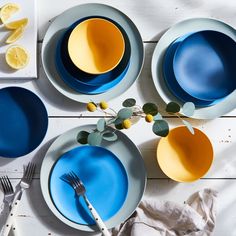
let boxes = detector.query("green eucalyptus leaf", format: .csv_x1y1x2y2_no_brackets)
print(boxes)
97,118,106,132
142,103,158,116
114,118,123,130
122,98,136,107
182,102,195,117
182,120,195,135
87,132,102,146
102,132,118,141
77,131,90,144
152,120,169,137
154,113,163,120
166,102,180,113
117,108,133,120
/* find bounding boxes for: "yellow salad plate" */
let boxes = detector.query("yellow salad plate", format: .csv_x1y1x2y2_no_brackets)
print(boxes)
157,126,213,182
68,18,125,74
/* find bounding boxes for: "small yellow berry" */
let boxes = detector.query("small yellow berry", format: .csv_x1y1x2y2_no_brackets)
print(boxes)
87,102,97,112
99,101,108,110
122,119,132,129
145,114,153,123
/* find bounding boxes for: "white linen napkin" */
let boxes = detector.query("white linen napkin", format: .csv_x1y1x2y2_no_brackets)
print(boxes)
112,189,217,236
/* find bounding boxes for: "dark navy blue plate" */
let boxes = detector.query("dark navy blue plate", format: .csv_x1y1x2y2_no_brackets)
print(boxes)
0,87,48,158
49,146,128,225
173,30,236,101
163,34,222,107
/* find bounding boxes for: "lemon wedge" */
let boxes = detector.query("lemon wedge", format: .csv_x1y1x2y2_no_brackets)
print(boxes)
6,26,24,44
5,18,28,29
5,45,29,69
0,3,20,23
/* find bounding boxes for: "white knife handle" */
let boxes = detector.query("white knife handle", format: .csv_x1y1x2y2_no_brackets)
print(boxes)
83,195,111,236
11,223,19,236
1,199,20,236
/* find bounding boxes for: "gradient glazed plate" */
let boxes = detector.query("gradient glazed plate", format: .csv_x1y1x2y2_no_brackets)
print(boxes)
173,30,236,101
163,34,221,107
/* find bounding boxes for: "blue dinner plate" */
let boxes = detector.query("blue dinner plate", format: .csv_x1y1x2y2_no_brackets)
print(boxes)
173,30,236,101
49,146,128,225
163,34,221,107
0,87,48,158
61,16,131,87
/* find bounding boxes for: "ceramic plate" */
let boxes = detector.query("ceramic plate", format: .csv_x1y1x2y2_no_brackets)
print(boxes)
173,30,236,101
0,87,48,157
42,3,144,103
163,34,220,107
152,18,236,119
50,146,128,225
40,125,147,231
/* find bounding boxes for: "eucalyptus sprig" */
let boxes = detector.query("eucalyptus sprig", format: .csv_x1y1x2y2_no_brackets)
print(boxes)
77,99,195,146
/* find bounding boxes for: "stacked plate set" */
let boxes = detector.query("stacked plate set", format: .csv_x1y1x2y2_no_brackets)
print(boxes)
152,18,236,119
42,3,144,103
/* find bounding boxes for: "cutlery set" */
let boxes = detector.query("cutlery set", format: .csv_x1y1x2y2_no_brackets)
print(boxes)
0,162,36,236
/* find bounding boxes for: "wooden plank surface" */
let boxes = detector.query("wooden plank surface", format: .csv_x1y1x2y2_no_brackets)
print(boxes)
0,117,236,179
38,0,236,42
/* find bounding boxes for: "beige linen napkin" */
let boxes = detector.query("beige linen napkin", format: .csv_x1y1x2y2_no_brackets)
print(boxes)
112,189,217,236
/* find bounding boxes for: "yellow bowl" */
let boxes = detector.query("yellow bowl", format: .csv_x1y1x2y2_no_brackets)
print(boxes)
157,126,213,182
68,18,125,75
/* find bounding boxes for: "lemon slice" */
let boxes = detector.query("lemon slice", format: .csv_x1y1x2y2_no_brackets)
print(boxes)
5,18,28,29
5,45,29,69
0,3,20,23
6,26,24,44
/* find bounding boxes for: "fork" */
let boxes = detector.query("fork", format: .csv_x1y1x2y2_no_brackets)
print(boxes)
0,176,18,235
66,171,111,236
0,176,14,209
1,162,36,236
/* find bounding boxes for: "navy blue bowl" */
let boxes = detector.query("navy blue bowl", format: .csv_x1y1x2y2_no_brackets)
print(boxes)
0,87,48,158
173,30,236,101
163,34,222,107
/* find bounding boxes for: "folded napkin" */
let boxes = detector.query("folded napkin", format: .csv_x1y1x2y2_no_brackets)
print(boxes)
112,189,217,236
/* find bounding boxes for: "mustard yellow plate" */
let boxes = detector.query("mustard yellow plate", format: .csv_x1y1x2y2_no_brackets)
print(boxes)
157,126,213,182
68,18,125,74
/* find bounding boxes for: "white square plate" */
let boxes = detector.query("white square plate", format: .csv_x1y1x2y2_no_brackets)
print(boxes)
0,0,37,79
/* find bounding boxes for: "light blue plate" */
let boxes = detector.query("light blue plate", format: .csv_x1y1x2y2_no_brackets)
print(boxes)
163,34,222,107
173,30,236,101
49,146,128,225
0,87,48,158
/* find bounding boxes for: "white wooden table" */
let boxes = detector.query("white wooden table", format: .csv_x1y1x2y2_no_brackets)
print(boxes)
1,0,236,235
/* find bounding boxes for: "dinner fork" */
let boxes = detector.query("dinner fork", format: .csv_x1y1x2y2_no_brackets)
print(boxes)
0,176,14,209
0,176,18,235
2,162,36,236
66,171,111,236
